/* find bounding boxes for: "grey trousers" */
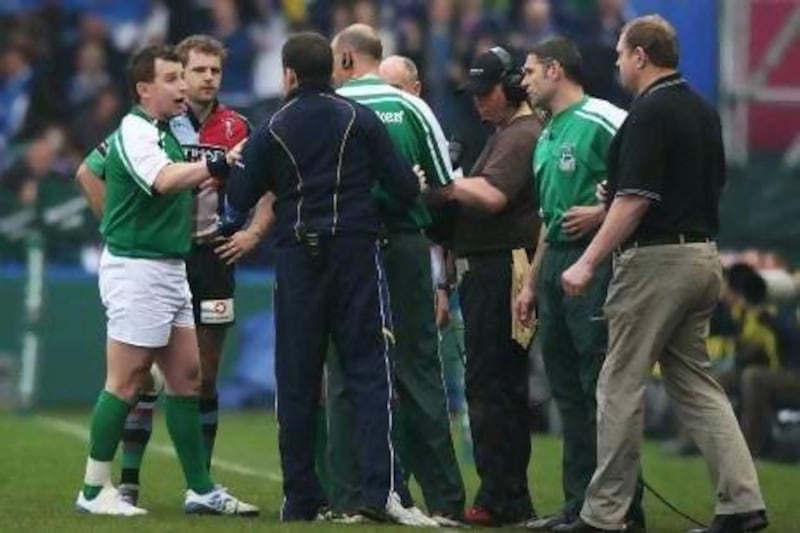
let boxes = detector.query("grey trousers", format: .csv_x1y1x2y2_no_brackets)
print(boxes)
581,242,765,530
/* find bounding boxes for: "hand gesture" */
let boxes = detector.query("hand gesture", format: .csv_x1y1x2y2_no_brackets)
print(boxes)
515,285,537,327
413,164,428,193
562,205,605,239
213,228,261,265
562,260,594,297
226,138,248,167
596,180,608,203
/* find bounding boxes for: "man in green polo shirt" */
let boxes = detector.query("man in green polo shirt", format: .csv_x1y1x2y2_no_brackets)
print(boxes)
326,23,465,526
73,45,256,517
516,38,644,531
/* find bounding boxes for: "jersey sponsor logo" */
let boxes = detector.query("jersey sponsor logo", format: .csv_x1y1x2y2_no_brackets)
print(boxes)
376,110,405,124
183,144,226,163
157,130,167,149
559,143,576,173
199,298,235,324
223,117,235,140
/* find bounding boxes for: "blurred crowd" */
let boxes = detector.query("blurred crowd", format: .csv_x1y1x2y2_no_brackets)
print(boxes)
647,250,800,463
0,0,798,461
0,0,635,264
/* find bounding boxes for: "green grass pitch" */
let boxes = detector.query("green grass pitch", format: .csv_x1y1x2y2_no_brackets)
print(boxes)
1,410,797,532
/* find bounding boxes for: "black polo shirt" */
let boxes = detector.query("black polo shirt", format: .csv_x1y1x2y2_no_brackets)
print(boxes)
606,72,726,241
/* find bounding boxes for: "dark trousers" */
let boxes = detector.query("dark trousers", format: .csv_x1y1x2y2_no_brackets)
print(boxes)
275,236,399,519
326,231,465,516
459,252,534,521
539,245,644,524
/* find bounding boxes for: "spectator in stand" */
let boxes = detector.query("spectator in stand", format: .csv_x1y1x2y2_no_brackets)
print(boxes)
165,0,211,43
353,0,396,56
69,13,127,83
0,34,60,164
550,0,596,39
210,0,256,109
251,0,288,116
1,125,65,206
580,0,632,108
68,41,111,109
394,5,427,78
0,38,35,164
69,85,123,155
718,264,800,459
426,0,459,127
509,0,557,52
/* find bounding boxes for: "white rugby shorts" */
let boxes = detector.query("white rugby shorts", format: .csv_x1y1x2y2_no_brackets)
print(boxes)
99,248,194,348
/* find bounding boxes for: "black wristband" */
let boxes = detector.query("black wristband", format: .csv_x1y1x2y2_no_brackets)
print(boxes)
436,282,454,295
206,152,231,180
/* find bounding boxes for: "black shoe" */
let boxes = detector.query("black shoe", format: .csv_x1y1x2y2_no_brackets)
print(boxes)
280,501,329,522
356,505,391,523
553,517,625,532
687,510,768,533
526,513,572,530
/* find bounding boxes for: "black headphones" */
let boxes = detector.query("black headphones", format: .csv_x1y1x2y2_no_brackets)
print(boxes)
489,46,527,103
342,51,353,70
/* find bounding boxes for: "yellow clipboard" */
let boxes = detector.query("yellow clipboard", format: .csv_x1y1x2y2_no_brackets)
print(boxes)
511,248,536,349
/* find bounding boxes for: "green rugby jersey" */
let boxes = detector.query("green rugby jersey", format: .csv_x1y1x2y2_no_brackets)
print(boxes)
85,106,191,258
337,74,453,232
534,96,626,243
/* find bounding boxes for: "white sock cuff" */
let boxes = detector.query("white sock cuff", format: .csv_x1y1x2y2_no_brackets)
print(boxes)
84,457,112,487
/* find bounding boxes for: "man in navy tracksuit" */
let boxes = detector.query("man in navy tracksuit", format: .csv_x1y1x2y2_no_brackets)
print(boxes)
223,33,428,525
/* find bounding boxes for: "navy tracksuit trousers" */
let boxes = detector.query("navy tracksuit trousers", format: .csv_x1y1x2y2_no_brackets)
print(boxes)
274,235,403,519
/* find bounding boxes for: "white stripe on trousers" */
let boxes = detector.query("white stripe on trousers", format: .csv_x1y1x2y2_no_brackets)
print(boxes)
373,242,396,505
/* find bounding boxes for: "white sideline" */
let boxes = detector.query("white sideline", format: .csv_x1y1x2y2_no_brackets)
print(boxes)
37,415,282,483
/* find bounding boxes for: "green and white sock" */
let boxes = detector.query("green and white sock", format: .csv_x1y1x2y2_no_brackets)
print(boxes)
165,395,214,494
82,390,132,500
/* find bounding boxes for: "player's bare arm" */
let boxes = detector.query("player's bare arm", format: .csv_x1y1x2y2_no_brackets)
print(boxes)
214,192,275,265
75,163,105,219
152,160,219,194
441,177,508,213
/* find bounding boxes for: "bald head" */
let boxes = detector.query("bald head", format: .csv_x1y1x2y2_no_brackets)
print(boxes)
332,23,382,61
331,23,385,87
379,55,421,96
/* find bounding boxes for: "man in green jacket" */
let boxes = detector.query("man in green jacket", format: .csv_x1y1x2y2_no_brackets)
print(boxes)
326,23,465,526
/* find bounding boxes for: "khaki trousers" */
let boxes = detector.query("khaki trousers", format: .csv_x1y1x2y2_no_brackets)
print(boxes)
581,242,765,530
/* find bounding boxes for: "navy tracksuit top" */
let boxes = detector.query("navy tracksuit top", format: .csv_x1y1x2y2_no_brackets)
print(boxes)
226,83,420,245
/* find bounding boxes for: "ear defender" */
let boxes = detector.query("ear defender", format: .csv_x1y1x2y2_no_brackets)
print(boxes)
490,46,528,103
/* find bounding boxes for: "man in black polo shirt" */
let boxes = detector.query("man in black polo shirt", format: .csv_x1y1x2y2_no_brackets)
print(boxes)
558,15,768,533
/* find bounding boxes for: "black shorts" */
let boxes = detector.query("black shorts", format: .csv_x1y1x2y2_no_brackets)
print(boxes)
186,244,236,327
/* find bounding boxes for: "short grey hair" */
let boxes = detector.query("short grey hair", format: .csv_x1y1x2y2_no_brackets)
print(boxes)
386,55,418,83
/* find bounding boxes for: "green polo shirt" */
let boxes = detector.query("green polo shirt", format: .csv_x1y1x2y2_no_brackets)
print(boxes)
534,96,626,243
337,75,453,232
84,106,190,258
